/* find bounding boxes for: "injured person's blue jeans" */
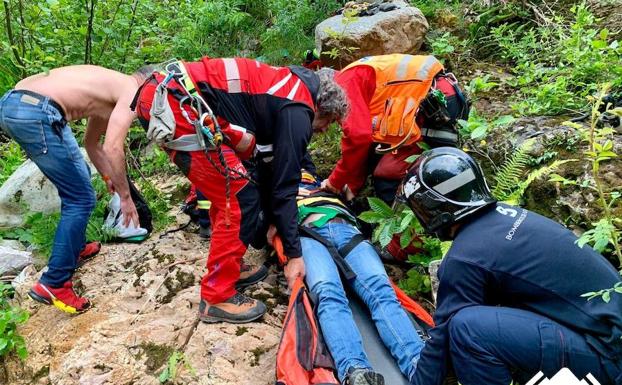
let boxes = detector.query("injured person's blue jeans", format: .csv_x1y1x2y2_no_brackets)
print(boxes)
301,221,424,382
0,90,95,287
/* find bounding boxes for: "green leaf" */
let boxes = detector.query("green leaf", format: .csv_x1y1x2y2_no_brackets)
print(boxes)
158,366,171,383
378,223,393,248
400,230,413,249
602,291,611,303
404,154,419,163
16,345,28,360
399,211,415,232
492,115,515,127
358,211,387,224
470,125,488,140
367,197,394,218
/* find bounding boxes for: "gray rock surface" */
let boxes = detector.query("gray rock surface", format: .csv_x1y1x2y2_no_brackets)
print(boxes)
0,246,33,278
315,0,428,68
0,148,96,227
4,215,283,385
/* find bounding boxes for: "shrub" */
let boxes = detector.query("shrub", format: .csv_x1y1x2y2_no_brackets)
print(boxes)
0,283,28,360
492,3,622,115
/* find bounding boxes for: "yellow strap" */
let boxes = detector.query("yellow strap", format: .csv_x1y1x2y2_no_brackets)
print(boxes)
301,171,316,183
297,196,344,208
174,60,199,96
197,200,212,210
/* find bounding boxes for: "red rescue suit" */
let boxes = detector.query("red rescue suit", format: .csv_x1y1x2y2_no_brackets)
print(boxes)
135,58,318,303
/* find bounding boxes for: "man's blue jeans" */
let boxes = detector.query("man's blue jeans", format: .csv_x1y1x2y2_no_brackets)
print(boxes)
301,221,424,382
0,90,95,287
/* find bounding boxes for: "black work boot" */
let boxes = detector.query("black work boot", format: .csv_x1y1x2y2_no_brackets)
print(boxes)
198,292,266,324
199,225,211,239
236,261,269,290
345,368,385,385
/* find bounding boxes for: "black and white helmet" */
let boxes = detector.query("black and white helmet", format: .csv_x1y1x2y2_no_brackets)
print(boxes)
398,147,496,240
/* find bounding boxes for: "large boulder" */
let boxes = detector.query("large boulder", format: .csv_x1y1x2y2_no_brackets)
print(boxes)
0,148,96,227
315,0,429,69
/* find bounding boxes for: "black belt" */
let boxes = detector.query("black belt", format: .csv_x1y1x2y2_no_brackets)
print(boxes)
13,89,66,120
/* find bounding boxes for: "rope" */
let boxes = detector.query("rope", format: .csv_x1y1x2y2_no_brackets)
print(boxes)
166,69,257,228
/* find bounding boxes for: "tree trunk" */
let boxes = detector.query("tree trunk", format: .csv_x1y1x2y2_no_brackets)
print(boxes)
2,0,25,75
84,0,97,64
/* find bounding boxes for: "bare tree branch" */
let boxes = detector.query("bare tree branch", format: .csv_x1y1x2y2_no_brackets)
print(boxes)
84,0,97,64
2,0,25,75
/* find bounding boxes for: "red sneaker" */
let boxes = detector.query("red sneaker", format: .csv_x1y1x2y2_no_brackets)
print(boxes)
78,242,101,266
28,281,91,314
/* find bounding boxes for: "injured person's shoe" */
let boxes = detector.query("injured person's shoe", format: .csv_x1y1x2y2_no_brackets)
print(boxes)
199,292,267,324
345,368,385,385
236,261,269,290
28,281,91,314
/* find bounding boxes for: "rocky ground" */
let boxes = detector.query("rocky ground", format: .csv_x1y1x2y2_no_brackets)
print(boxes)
2,220,289,385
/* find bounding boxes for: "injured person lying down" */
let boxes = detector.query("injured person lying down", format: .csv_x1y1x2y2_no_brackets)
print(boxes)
290,168,426,385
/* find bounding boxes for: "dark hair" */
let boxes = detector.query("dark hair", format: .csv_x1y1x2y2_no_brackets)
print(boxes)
133,64,157,81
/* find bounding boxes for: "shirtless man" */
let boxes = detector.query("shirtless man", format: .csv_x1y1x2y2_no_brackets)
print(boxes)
0,65,151,313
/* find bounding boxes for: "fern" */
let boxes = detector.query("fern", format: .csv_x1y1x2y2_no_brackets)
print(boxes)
86,216,118,243
492,139,535,201
505,159,578,204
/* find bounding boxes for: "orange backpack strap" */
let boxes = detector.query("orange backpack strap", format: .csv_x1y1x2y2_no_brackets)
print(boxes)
391,280,435,328
273,235,288,266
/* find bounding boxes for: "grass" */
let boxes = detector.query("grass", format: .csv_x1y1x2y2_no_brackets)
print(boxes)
0,142,25,186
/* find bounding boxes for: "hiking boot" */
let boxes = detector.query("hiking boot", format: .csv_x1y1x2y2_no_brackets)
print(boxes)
28,281,91,314
78,241,101,266
199,225,211,239
198,292,266,324
236,261,269,290
345,368,385,385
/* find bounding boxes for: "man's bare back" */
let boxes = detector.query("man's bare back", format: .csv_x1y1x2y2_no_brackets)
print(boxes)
14,64,152,227
15,65,138,122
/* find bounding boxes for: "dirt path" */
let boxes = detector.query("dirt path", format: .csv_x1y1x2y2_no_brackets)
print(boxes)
5,228,286,385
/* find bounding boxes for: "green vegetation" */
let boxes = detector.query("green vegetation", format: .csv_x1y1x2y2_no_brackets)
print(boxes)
0,0,620,332
0,0,340,93
550,86,622,266
360,197,443,294
0,142,25,186
158,351,196,383
0,283,28,360
494,4,622,115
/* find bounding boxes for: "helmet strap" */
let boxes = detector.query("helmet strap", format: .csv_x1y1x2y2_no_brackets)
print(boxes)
428,212,453,232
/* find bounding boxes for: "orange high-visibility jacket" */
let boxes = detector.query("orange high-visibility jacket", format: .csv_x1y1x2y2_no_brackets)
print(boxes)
343,54,444,152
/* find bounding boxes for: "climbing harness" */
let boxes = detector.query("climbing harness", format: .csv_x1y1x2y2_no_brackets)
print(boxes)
151,59,256,227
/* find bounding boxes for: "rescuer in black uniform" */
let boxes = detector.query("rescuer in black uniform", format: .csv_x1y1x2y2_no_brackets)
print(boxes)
400,147,622,385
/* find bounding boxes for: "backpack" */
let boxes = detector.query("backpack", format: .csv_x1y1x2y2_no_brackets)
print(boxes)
275,277,340,385
128,177,153,234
